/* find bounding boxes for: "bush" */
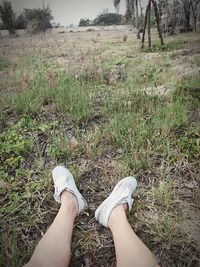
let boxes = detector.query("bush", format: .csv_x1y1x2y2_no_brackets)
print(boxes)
93,13,124,26
15,14,26,29
79,18,91,27
24,6,53,34
26,19,41,34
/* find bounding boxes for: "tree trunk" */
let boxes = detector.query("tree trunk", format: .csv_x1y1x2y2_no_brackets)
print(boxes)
141,0,151,49
148,1,151,49
170,0,177,35
190,1,197,31
182,0,191,29
151,0,164,47
135,0,141,39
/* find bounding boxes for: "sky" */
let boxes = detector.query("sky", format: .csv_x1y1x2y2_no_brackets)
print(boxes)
8,0,147,26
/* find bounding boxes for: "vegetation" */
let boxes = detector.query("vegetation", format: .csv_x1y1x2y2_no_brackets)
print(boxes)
0,1,15,34
0,1,53,34
93,13,124,26
158,0,200,34
79,13,125,27
0,15,199,267
114,0,141,38
23,6,53,34
79,18,92,27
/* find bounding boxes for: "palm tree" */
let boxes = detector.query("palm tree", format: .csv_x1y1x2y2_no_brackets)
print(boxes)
114,0,141,39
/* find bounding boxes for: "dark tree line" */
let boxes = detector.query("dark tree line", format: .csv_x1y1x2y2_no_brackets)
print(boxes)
0,1,53,34
79,13,125,27
158,0,200,35
113,0,200,49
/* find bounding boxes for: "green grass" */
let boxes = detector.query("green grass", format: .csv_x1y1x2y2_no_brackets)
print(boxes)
142,38,188,53
152,179,174,208
11,67,93,123
46,130,69,162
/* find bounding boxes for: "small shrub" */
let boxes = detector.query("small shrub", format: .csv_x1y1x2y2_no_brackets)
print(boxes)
0,121,33,170
86,28,95,32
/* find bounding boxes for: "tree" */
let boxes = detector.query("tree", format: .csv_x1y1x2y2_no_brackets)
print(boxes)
93,13,124,26
15,14,26,29
142,0,164,50
0,1,15,34
158,0,200,34
114,0,141,39
79,18,91,27
181,0,200,30
24,6,53,34
190,0,200,31
181,0,191,29
135,0,140,38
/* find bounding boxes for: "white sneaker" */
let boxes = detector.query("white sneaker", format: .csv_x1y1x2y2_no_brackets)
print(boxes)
95,176,137,227
52,166,87,214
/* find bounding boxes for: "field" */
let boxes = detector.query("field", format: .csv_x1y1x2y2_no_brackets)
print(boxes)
0,27,200,267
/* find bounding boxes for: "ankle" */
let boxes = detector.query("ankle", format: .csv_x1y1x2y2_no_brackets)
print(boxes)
60,191,78,217
108,204,127,229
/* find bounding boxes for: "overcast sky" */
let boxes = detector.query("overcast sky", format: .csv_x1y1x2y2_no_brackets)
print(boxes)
8,0,148,26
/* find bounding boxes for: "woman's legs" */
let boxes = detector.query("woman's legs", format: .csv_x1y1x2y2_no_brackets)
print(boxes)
108,205,159,267
25,191,78,267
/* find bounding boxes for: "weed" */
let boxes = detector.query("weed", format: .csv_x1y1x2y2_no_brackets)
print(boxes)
149,214,180,243
152,179,174,208
0,121,33,170
46,131,69,162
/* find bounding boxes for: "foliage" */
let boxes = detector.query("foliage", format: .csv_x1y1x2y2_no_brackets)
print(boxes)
15,14,26,29
158,0,200,34
125,0,135,22
24,6,53,34
78,18,92,27
93,13,124,26
0,120,32,170
0,1,15,34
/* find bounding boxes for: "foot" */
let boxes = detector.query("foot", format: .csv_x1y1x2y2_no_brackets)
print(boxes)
52,166,87,214
95,176,137,227
108,204,128,229
60,191,79,218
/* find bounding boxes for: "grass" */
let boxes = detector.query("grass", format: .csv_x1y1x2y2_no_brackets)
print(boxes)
0,58,10,70
142,38,188,53
0,29,200,267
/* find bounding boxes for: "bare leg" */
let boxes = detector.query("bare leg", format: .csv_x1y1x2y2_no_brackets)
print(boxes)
24,191,78,267
108,205,159,267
